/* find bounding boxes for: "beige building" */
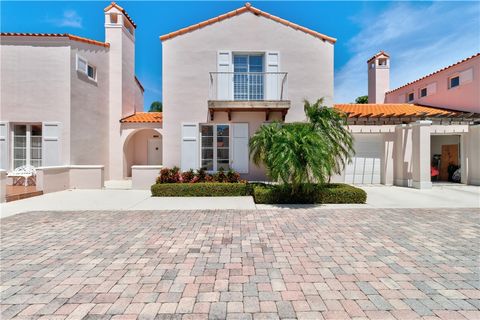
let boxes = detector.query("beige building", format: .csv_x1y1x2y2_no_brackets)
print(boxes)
161,2,335,180
0,2,162,189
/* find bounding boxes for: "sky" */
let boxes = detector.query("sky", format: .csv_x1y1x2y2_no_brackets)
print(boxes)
1,1,479,109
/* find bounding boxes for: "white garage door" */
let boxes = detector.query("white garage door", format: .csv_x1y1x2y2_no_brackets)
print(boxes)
345,134,382,184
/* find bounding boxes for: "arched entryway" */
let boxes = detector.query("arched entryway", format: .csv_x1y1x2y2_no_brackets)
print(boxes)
123,128,162,177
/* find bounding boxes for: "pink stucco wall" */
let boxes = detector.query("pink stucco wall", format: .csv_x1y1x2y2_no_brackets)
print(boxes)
385,55,480,113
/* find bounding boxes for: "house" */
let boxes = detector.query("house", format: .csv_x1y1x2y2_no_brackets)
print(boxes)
161,2,335,181
334,52,480,188
1,2,478,196
0,2,163,190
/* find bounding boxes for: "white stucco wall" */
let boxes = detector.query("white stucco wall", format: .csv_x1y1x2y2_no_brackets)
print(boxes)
0,37,71,168
70,42,109,172
385,55,480,113
162,11,334,173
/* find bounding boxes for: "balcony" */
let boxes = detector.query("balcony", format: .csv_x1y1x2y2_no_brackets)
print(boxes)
208,72,290,121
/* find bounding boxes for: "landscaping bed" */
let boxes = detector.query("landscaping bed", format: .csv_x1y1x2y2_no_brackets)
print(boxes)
252,183,366,204
151,182,248,197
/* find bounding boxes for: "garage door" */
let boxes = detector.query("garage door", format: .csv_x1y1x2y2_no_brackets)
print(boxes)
345,134,382,184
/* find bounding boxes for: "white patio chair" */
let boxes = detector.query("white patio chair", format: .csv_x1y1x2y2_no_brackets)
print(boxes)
7,165,37,187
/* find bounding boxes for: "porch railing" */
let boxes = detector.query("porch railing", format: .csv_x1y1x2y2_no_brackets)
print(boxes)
209,72,288,101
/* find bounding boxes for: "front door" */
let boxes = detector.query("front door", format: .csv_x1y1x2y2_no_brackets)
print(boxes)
147,138,162,165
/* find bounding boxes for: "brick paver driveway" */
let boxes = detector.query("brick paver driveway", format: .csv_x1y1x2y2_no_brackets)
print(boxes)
1,208,479,320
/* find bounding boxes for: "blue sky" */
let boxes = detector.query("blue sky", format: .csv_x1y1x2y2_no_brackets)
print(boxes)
2,1,479,109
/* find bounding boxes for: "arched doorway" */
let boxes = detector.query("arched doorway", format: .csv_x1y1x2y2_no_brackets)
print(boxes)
123,128,162,177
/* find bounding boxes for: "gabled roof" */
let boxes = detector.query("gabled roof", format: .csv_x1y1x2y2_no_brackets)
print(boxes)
160,2,336,43
120,112,162,123
367,51,389,63
0,33,110,48
104,2,137,29
386,52,480,94
334,103,458,118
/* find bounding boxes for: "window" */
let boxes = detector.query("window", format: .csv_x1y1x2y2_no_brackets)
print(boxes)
87,65,96,80
407,92,414,102
200,124,230,171
13,124,42,169
233,54,264,100
76,54,97,81
420,87,427,98
449,76,460,89
378,58,387,66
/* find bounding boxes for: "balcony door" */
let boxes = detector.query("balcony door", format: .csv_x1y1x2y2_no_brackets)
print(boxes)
233,54,264,100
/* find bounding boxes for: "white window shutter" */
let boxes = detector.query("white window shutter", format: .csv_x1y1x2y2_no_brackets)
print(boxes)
426,82,437,95
231,123,249,174
217,51,232,100
265,52,280,100
42,122,61,166
460,68,473,84
0,122,9,170
181,123,199,171
76,54,87,74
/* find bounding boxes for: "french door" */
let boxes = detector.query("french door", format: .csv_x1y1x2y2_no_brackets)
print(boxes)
233,54,264,100
200,124,230,171
13,124,42,169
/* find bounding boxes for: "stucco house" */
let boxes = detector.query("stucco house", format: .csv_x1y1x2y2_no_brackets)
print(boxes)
1,2,163,192
334,52,480,188
1,2,478,198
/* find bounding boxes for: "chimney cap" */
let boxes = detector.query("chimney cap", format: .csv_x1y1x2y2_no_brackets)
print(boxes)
367,51,390,63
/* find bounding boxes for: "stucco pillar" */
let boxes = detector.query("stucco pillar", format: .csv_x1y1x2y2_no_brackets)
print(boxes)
411,120,432,189
466,124,480,185
394,124,412,187
381,132,395,185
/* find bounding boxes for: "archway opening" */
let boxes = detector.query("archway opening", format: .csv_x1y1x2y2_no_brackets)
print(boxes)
123,129,162,178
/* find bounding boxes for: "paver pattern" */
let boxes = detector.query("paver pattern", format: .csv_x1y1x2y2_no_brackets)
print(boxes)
1,208,479,320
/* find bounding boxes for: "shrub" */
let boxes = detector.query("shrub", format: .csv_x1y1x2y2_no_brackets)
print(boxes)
151,182,248,197
157,166,181,183
181,169,195,183
253,183,366,204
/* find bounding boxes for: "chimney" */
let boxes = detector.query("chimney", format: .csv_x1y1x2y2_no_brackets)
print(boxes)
367,51,390,103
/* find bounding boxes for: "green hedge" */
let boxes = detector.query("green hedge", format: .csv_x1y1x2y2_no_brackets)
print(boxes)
253,183,366,204
151,182,248,197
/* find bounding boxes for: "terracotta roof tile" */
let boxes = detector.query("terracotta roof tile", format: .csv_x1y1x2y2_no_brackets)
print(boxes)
104,2,137,28
334,104,457,118
386,53,480,94
367,51,390,63
120,112,162,123
160,2,336,43
0,33,109,48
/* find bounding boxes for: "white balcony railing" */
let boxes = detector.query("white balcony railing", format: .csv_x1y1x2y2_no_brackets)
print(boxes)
209,72,288,101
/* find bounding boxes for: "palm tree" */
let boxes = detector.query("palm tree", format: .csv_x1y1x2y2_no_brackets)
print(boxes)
249,98,354,191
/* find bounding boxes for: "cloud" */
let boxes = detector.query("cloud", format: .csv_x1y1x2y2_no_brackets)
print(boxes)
46,10,83,28
335,2,480,103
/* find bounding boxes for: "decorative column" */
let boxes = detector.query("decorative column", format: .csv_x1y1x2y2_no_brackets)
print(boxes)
466,124,480,185
394,124,411,187
411,120,432,189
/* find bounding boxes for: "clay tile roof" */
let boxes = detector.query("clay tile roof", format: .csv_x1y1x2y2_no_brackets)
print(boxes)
120,112,163,123
334,103,455,118
160,2,336,43
104,2,137,29
386,52,480,94
0,32,110,48
367,50,390,63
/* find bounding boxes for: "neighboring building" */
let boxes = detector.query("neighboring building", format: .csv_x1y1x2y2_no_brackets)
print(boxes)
161,2,335,180
333,52,480,188
385,53,480,113
0,2,162,182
